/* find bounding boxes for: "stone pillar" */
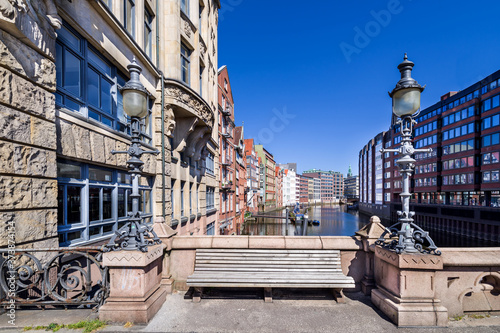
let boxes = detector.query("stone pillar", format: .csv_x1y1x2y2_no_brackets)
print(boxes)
153,217,177,293
0,0,61,251
371,246,448,327
355,216,386,296
100,244,167,323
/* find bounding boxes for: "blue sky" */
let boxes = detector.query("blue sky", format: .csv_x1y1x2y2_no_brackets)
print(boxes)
218,0,500,175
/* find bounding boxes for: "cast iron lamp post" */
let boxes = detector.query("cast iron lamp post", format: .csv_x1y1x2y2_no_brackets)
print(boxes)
106,58,161,252
376,54,440,255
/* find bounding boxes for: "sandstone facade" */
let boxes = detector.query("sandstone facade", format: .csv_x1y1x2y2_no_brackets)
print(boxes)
0,0,220,250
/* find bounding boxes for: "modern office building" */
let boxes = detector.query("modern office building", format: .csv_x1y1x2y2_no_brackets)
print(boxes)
359,70,500,243
255,145,276,208
344,165,360,200
313,177,322,204
0,0,221,250
303,169,345,202
297,174,310,203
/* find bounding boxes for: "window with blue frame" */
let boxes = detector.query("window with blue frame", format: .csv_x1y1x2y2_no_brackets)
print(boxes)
205,152,214,174
124,0,136,38
55,22,153,139
414,120,437,137
481,114,500,130
482,132,500,147
482,94,500,113
442,139,475,155
206,186,215,210
57,160,152,246
442,106,475,127
181,0,189,16
181,43,191,85
415,134,437,148
442,122,475,141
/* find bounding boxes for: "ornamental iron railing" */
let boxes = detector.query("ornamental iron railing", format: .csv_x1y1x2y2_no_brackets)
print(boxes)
0,247,108,309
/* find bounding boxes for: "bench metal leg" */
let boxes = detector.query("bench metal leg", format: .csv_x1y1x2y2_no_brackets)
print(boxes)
193,287,203,303
333,289,345,304
264,287,273,303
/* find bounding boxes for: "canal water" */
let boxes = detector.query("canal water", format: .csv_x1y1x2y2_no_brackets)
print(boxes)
241,205,499,248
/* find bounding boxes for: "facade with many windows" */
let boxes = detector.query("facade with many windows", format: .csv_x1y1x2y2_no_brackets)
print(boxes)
255,145,276,208
0,0,221,249
359,70,500,244
217,65,236,234
303,169,345,202
244,139,260,213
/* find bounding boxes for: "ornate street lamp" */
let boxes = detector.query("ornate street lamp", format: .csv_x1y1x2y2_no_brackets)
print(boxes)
106,58,161,252
376,54,440,255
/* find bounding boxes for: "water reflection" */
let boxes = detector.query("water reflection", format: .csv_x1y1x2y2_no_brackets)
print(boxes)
241,205,370,237
241,205,499,248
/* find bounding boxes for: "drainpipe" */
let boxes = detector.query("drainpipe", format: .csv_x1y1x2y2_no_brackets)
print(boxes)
156,0,166,221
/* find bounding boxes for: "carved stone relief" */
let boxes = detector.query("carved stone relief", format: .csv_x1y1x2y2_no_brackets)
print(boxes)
164,82,214,129
193,133,211,161
164,105,176,138
0,0,61,58
199,39,207,57
183,19,191,37
173,117,198,153
185,127,209,158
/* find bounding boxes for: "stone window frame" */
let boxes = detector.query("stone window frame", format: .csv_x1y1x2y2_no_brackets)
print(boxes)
57,160,153,246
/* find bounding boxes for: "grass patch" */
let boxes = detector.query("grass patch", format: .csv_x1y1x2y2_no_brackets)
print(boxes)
451,315,465,321
469,314,486,319
23,320,107,333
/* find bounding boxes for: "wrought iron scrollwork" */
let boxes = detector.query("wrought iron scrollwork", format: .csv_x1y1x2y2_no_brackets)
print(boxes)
375,221,442,256
0,247,108,309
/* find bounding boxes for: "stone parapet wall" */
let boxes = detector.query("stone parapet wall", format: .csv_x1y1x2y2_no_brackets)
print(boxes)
436,248,500,317
168,235,365,292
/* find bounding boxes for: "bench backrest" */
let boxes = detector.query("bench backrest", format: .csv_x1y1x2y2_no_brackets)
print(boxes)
194,249,342,273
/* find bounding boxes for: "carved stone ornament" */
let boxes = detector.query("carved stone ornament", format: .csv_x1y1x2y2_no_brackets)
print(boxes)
164,105,176,138
0,0,62,57
199,39,207,56
164,81,214,129
0,0,26,20
183,18,191,37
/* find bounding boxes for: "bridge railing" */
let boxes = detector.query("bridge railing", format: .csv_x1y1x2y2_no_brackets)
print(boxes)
0,247,108,309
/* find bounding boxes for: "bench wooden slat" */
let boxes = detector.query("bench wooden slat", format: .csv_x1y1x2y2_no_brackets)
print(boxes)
196,256,340,262
188,283,356,288
187,248,355,302
196,253,340,258
196,249,341,254
194,267,342,272
195,260,341,264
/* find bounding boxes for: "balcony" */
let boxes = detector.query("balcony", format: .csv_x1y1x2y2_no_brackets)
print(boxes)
222,156,232,167
221,180,233,191
222,104,233,117
222,126,232,138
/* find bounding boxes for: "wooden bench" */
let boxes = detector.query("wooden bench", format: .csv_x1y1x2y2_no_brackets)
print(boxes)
186,249,355,303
